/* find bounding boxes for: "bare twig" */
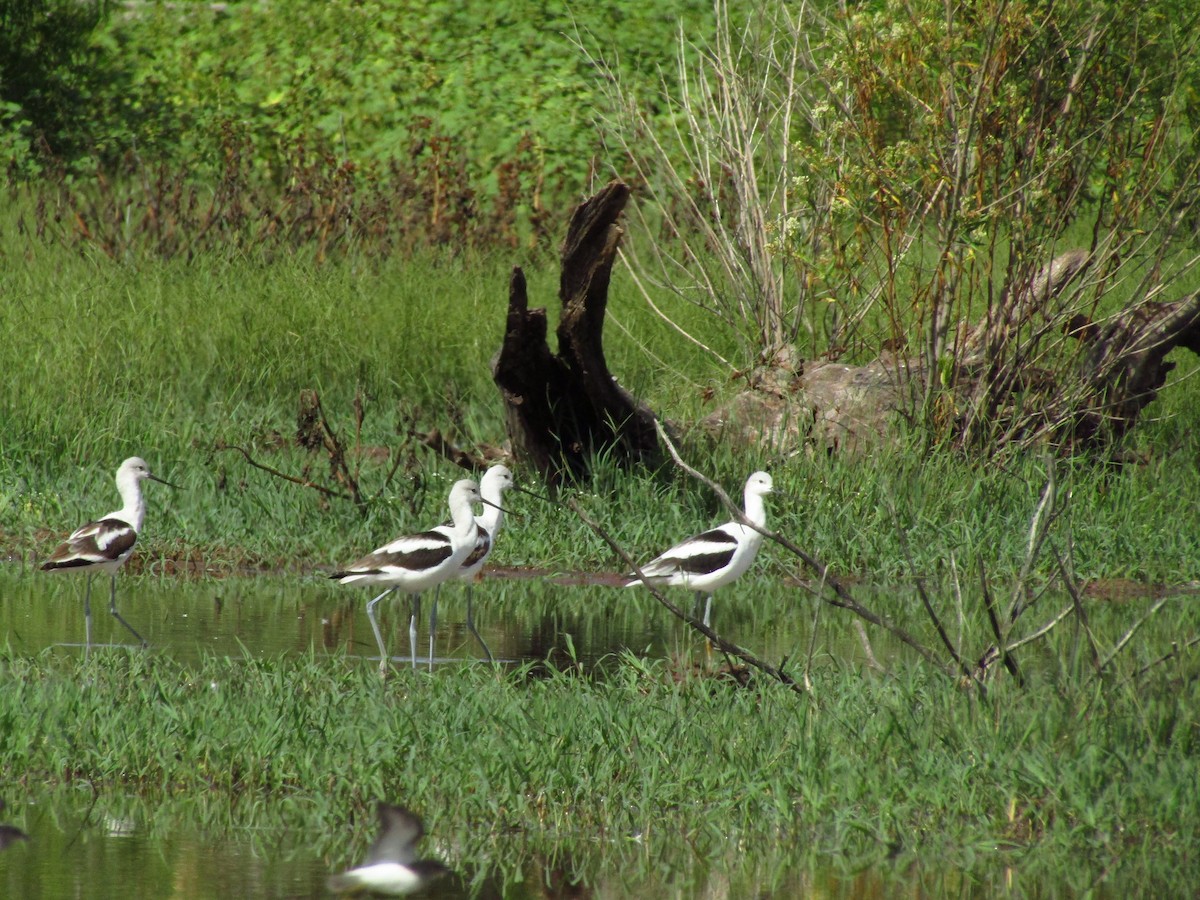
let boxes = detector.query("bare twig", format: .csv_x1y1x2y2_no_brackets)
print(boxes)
216,444,353,501
1129,634,1200,683
1008,459,1058,623
914,574,981,690
1054,547,1102,673
891,501,981,688
1094,595,1172,680
1005,604,1073,653
979,558,1024,685
852,620,885,674
652,419,943,668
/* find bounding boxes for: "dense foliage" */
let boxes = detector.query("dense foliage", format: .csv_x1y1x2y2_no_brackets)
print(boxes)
1,1,718,195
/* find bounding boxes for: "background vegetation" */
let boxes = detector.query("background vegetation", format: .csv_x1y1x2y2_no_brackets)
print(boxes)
1,2,1198,895
1,0,1198,579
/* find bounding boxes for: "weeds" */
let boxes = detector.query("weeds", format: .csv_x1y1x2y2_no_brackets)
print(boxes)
595,0,1200,454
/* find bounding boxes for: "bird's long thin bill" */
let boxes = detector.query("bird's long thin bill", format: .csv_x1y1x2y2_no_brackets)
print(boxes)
513,485,552,503
481,498,513,514
151,474,181,489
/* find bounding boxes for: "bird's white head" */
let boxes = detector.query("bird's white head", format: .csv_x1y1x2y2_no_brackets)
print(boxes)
481,464,515,497
450,479,483,506
119,457,152,480
745,471,773,497
117,457,177,489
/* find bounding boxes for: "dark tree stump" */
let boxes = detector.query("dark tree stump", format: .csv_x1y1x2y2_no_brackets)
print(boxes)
492,181,662,485
496,183,1200,468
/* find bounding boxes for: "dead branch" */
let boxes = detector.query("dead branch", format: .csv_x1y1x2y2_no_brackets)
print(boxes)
1055,547,1103,673
979,559,1024,685
564,496,806,695
1006,604,1073,653
215,443,352,501
1094,595,1171,680
1129,634,1200,683
651,418,944,669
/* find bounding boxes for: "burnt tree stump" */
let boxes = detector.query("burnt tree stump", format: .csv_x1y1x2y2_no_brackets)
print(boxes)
492,181,662,485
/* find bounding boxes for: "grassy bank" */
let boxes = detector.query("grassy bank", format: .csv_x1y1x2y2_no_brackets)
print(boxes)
0,648,1195,895
3,226,1200,585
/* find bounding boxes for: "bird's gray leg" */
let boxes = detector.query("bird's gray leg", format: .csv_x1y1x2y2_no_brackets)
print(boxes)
109,575,147,647
83,574,94,657
409,595,421,671
697,591,713,664
465,585,493,664
365,587,395,673
428,586,439,672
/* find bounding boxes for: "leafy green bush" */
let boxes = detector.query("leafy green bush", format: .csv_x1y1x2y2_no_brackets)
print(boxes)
0,0,129,172
1,0,722,199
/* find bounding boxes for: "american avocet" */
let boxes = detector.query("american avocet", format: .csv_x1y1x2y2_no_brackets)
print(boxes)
428,464,515,665
40,457,176,650
626,471,773,628
327,802,450,896
330,479,483,672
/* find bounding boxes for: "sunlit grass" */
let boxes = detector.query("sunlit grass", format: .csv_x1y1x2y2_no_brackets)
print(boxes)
0,644,1195,895
4,211,1200,589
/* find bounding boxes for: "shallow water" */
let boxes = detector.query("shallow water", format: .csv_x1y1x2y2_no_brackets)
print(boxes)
0,561,858,672
0,563,1167,897
0,788,1119,900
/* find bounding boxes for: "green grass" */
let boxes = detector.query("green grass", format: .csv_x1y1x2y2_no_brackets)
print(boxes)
4,220,1200,587
0,645,1195,895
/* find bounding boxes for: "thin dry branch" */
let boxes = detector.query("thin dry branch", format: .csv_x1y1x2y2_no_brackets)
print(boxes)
651,419,943,668
1094,595,1172,680
1055,547,1103,673
565,496,806,695
979,558,1024,684
1005,603,1074,653
888,495,981,684
1129,633,1200,683
215,443,352,501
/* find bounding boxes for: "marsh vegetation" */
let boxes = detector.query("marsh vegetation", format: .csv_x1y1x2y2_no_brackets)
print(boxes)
2,0,1199,896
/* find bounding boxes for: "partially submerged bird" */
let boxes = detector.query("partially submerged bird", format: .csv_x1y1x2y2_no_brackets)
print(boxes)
330,479,484,672
40,456,176,649
429,464,515,664
0,799,28,851
327,802,450,896
626,471,774,628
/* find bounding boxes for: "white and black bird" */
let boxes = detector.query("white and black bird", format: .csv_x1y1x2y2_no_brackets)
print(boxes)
327,802,450,896
626,471,773,628
428,464,515,665
40,456,176,649
330,479,483,672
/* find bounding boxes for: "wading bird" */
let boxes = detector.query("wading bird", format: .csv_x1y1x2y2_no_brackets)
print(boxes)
40,457,176,650
626,471,773,629
327,802,450,896
428,464,515,665
330,479,484,672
